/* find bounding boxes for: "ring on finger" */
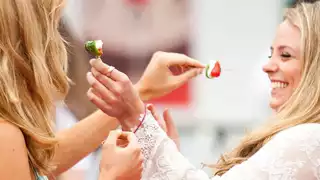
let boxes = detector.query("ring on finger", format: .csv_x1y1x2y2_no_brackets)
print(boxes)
106,66,115,76
101,140,106,145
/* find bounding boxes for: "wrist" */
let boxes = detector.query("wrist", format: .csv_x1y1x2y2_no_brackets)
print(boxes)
99,169,116,180
134,82,151,102
121,119,140,131
121,102,146,131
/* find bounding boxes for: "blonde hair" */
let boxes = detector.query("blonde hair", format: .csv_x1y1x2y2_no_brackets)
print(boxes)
214,1,320,175
0,0,69,175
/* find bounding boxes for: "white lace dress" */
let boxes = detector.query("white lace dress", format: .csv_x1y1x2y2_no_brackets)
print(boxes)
135,111,320,180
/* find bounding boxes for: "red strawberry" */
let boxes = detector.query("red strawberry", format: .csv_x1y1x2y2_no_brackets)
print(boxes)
210,61,221,77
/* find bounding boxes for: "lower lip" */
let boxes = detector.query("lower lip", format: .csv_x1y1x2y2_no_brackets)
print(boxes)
271,87,287,96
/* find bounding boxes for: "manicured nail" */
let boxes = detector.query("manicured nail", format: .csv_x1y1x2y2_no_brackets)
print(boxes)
86,72,95,84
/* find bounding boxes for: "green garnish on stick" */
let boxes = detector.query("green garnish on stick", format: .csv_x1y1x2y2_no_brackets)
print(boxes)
85,40,103,58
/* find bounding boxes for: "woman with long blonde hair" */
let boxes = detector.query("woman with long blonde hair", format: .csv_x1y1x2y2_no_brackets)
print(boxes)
88,1,320,179
0,0,205,179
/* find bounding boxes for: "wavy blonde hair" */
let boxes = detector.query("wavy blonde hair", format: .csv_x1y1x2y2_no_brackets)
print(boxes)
214,1,320,175
0,0,69,175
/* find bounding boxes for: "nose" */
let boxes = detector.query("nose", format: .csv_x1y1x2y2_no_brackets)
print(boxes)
262,60,278,74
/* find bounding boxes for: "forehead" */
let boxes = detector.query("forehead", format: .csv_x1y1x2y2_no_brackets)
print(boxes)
272,20,301,52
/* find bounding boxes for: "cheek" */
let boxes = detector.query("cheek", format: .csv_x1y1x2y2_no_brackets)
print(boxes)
283,61,302,89
292,72,302,89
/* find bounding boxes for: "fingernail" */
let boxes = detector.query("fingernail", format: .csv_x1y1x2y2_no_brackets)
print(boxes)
90,58,100,65
86,72,92,78
87,92,95,100
89,59,94,65
86,72,95,84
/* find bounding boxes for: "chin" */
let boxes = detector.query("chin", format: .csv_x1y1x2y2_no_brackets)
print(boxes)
269,100,283,112
269,103,279,111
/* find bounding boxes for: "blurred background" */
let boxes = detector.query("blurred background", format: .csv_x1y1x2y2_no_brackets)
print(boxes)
56,0,292,179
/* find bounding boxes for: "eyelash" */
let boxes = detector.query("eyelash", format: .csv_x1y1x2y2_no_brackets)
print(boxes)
281,53,291,58
268,52,292,59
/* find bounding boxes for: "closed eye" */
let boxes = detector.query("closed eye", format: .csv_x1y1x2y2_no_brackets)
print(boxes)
281,52,291,58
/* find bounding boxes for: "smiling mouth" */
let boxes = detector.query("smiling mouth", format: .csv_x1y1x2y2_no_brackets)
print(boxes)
271,82,288,89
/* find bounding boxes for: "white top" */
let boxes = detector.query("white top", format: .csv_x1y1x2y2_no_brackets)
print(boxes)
135,111,320,180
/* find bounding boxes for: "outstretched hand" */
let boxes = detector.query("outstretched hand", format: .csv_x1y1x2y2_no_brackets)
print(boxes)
137,52,205,101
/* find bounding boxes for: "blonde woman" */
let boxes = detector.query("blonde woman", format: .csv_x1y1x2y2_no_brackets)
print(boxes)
0,0,205,179
89,1,320,179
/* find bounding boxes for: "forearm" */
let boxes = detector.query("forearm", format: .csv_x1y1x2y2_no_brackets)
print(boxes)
53,110,119,175
52,84,148,175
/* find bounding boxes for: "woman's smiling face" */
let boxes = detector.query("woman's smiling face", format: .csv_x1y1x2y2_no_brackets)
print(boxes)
263,20,302,111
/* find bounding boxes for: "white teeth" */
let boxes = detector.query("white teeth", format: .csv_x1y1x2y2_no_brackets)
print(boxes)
271,82,288,89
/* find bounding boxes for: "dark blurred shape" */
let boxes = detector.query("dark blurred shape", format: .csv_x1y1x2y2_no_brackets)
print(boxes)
286,0,319,7
59,22,97,120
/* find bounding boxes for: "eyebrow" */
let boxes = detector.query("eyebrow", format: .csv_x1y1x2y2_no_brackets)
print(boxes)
270,45,295,51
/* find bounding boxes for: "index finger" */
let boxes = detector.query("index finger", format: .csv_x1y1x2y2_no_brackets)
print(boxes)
89,59,128,81
165,53,205,68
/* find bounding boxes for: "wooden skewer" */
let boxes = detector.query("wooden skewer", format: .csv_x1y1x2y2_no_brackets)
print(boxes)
223,69,234,71
179,65,235,73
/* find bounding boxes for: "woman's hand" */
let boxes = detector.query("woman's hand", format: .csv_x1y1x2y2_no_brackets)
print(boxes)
147,104,180,150
136,51,205,101
87,59,145,130
99,130,143,180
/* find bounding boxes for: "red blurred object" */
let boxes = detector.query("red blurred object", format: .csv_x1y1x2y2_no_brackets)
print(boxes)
125,0,150,5
210,61,221,78
149,82,190,106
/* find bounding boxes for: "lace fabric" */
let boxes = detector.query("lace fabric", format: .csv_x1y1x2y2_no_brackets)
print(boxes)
135,111,320,180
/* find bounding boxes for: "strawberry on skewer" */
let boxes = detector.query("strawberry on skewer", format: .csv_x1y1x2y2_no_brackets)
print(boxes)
170,60,223,79
205,60,221,79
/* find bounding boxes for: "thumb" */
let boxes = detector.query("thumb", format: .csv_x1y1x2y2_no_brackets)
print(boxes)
171,68,202,86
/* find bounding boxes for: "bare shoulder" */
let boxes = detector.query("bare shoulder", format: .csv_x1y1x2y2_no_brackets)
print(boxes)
0,119,27,148
0,119,25,139
0,119,32,179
